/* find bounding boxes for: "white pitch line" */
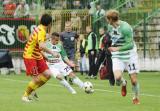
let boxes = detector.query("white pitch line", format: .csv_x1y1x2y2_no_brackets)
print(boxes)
2,78,160,98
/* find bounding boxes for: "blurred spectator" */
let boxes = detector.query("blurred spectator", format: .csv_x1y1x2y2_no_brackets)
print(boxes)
72,0,83,9
54,0,66,9
79,34,89,76
71,11,82,33
14,0,30,18
86,26,98,79
95,4,105,19
94,4,106,33
99,0,110,10
88,0,99,15
30,0,37,10
94,27,106,77
3,0,16,17
126,0,135,8
3,0,11,5
44,0,55,9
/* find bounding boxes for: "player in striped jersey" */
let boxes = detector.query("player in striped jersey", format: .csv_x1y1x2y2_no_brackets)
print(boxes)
22,14,59,102
105,9,140,104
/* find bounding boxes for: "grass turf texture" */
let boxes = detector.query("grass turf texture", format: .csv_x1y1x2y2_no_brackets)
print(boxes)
0,72,159,111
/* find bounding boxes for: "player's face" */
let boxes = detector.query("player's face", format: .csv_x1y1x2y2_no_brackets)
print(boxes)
86,27,91,33
99,28,105,35
51,36,59,45
65,23,72,32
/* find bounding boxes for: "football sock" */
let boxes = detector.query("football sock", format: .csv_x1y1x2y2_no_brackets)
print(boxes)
23,81,38,97
121,77,127,86
132,82,140,98
60,79,76,93
116,77,126,86
23,75,50,97
72,77,84,88
37,74,50,88
116,80,121,86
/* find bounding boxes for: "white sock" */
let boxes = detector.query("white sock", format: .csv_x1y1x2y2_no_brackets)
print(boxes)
121,77,126,86
132,83,140,98
72,77,84,88
60,79,76,93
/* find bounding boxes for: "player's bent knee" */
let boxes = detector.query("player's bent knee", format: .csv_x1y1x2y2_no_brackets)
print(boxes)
115,76,121,81
39,74,50,82
43,69,52,78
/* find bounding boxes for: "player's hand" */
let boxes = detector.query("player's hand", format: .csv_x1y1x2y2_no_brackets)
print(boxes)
108,47,119,52
51,51,60,58
68,61,76,67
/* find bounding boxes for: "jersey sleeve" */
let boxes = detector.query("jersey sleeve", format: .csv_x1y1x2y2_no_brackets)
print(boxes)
37,30,46,44
107,24,112,33
59,43,68,61
119,26,134,51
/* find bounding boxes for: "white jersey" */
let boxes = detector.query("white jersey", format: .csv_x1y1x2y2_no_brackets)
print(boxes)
45,42,68,64
45,41,72,78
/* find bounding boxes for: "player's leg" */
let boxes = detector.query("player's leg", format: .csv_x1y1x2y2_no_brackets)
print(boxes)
30,60,51,93
57,75,76,94
23,73,50,102
22,59,39,102
22,75,43,102
69,71,94,93
68,72,84,88
127,54,140,104
50,65,76,94
130,73,140,104
61,63,84,89
112,58,127,96
68,49,75,84
22,59,50,102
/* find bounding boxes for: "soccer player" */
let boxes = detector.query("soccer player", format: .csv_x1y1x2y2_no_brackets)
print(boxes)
43,32,88,94
105,9,140,104
22,14,59,102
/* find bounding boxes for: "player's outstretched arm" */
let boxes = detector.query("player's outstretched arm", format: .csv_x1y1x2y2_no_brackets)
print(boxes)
64,59,76,68
39,42,60,58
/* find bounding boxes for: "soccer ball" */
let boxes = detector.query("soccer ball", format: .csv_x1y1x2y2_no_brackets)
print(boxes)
83,81,94,94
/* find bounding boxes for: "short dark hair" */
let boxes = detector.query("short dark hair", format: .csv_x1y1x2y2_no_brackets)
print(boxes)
51,32,59,38
40,14,52,26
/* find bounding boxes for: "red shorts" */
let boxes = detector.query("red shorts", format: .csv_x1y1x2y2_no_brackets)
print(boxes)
24,58,49,76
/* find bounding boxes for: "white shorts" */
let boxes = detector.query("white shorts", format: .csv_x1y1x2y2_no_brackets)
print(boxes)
48,61,73,78
112,52,139,74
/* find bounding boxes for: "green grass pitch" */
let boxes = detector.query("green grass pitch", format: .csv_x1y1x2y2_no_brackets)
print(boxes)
0,72,160,111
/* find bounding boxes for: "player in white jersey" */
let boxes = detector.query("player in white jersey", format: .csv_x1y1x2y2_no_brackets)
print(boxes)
105,9,140,104
44,32,93,94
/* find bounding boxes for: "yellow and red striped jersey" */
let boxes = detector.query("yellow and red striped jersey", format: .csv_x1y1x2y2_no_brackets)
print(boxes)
23,25,46,60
